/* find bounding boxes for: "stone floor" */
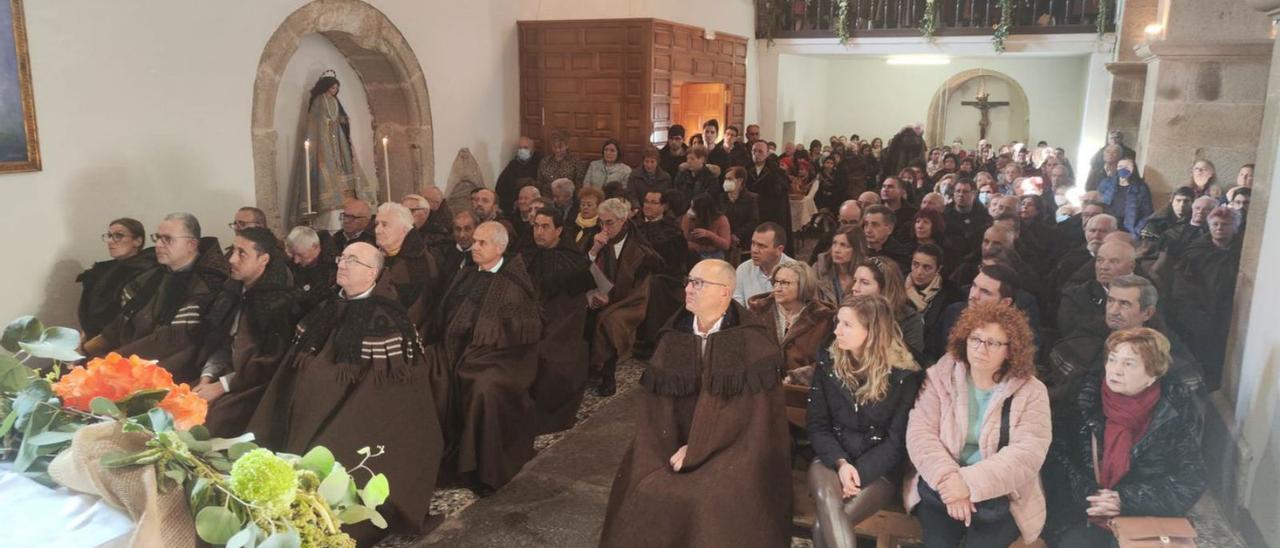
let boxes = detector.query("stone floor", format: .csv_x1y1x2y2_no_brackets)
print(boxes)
379,355,1247,548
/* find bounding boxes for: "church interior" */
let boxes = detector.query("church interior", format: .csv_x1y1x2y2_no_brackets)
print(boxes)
1,0,1279,546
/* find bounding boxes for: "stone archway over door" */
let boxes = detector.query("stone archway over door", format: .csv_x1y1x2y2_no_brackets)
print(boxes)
251,0,433,233
925,69,1030,148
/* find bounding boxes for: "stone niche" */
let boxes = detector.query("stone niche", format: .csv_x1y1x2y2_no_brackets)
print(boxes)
250,0,434,232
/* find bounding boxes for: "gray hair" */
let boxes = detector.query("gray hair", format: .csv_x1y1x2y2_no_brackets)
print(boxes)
772,261,817,304
1109,274,1157,310
376,202,414,229
163,212,201,239
401,194,429,209
286,226,320,250
1086,213,1118,231
477,220,509,250
550,178,576,196
598,197,632,220
519,185,542,199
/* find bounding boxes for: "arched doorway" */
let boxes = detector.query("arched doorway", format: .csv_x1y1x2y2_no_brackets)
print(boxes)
925,69,1030,148
250,0,433,233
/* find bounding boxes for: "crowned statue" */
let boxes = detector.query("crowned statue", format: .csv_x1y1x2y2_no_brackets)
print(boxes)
300,70,374,228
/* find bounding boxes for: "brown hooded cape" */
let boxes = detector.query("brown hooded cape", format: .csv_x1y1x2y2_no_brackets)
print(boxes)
590,224,663,370
600,301,793,548
523,242,595,434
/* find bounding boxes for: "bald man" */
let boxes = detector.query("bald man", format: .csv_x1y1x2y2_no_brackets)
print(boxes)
249,241,442,544
1058,240,1137,341
427,221,542,492
808,200,863,262
601,259,791,548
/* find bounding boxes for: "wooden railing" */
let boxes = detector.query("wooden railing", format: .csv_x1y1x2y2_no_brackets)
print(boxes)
756,0,1114,39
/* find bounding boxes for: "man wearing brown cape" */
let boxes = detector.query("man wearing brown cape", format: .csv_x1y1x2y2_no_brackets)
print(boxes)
374,202,442,332
192,228,298,438
82,212,229,384
522,207,595,434
600,259,793,548
588,198,663,396
427,221,542,492
248,242,443,544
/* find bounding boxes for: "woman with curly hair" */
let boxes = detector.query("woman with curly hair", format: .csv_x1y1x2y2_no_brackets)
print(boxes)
905,302,1052,547
806,294,921,548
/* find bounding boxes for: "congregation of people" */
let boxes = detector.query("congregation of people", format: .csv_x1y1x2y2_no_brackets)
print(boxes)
72,119,1247,546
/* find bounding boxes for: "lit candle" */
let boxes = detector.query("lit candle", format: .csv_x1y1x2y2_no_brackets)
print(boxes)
382,136,391,201
304,139,313,213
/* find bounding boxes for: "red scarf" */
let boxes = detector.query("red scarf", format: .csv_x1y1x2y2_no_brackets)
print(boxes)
1098,381,1161,489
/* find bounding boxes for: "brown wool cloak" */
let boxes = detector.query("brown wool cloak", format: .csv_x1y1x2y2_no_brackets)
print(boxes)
600,301,793,548
523,243,596,434
748,294,836,374
380,229,442,333
197,260,298,438
426,254,543,490
83,237,229,384
591,226,663,370
247,285,443,544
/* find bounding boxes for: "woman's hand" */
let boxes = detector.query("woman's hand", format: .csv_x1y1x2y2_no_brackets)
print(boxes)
1086,489,1122,518
690,228,712,240
938,473,970,505
669,445,689,471
837,461,861,498
946,499,976,527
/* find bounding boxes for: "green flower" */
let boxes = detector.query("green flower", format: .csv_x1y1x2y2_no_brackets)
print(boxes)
229,448,298,517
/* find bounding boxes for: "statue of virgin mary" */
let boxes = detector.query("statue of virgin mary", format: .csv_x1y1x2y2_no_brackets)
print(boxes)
301,71,374,227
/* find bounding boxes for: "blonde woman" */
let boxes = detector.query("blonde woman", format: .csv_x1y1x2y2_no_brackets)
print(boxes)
807,295,922,548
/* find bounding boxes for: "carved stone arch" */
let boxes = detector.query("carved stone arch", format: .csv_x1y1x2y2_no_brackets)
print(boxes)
250,0,433,233
925,69,1030,148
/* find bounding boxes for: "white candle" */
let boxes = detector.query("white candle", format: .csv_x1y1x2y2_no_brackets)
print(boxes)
382,136,391,201
304,139,313,213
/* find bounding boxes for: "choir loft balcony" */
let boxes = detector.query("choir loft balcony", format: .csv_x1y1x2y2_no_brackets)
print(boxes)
756,0,1117,40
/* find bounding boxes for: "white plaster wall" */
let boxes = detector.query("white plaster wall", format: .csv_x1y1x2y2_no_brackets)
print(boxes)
776,54,831,147
272,35,377,217
0,0,760,327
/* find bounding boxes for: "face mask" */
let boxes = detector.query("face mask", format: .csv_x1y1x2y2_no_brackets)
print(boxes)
1056,213,1071,223
978,192,992,206
1117,168,1133,179
686,208,696,219
723,180,738,193
516,148,531,161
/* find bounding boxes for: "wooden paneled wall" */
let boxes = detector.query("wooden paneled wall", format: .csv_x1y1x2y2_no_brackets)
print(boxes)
518,19,748,166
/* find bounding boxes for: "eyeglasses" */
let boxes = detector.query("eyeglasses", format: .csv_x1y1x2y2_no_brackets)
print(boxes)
335,255,377,269
770,278,795,288
685,276,728,291
101,232,133,243
967,336,1010,351
150,233,196,245
341,214,368,222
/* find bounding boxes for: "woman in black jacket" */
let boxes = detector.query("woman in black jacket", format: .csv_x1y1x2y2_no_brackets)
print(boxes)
807,294,922,548
76,218,155,339
1043,327,1206,547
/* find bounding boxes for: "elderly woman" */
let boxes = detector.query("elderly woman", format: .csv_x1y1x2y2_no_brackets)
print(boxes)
849,257,925,361
747,261,836,379
807,295,921,548
1187,159,1221,200
77,218,156,339
627,146,672,209
584,138,632,190
906,302,1052,547
538,130,586,187
565,186,605,254
814,224,867,305
1044,328,1206,547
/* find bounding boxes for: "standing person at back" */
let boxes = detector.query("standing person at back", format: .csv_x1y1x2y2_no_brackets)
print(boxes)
746,139,794,253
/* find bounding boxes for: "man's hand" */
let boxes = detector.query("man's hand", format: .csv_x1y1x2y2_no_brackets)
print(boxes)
837,461,861,498
669,445,689,472
1086,489,1122,518
589,291,610,309
193,377,226,403
590,232,610,255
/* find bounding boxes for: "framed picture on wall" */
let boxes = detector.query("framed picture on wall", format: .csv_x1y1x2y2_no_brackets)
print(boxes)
0,0,38,173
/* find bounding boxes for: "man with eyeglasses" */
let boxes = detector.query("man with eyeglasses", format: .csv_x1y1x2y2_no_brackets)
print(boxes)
332,198,376,251
83,212,230,383
427,221,541,493
375,202,442,331
249,241,443,545
192,226,297,437
401,193,450,250
734,222,793,306
587,198,663,396
224,206,269,259
521,206,594,434
601,259,791,548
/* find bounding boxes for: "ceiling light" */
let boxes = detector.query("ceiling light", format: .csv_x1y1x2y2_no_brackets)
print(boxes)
886,55,951,65
1144,23,1163,36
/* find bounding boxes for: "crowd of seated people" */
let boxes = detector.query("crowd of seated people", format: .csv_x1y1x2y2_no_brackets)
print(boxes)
72,122,1245,546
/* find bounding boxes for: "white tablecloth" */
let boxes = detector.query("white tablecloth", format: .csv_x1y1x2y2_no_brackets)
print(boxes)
0,464,134,547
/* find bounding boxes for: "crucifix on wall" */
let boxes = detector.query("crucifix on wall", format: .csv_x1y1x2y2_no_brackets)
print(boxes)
961,89,1009,140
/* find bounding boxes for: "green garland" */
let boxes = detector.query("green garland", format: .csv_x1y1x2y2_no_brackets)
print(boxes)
834,0,851,44
920,0,939,42
991,0,1013,52
1096,0,1110,36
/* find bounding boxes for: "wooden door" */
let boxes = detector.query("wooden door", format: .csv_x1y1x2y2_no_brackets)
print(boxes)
677,83,727,138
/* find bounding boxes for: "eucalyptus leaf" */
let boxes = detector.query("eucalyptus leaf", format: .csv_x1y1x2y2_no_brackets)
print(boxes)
208,432,256,452
337,506,388,529
317,464,349,505
187,424,211,441
360,473,390,507
0,410,17,438
1,316,42,352
175,430,212,454
24,430,75,446
225,525,255,548
147,408,173,433
299,446,335,479
258,529,301,548
16,326,82,361
161,468,186,490
228,441,258,460
116,388,170,417
0,354,33,392
195,506,242,545
13,403,57,472
188,477,213,510
89,397,122,418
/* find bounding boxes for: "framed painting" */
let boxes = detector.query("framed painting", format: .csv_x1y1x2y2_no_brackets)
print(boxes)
0,0,38,173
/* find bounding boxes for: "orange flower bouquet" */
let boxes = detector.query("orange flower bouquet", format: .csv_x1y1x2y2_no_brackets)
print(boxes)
53,352,207,430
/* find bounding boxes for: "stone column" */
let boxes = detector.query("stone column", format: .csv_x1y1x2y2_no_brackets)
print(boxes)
1133,0,1272,203
1103,0,1156,145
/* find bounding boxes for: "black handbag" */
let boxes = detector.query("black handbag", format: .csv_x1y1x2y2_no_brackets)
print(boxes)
917,396,1014,524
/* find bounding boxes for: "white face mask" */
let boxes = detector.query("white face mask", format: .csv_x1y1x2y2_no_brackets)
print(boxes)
723,180,738,193
686,208,696,219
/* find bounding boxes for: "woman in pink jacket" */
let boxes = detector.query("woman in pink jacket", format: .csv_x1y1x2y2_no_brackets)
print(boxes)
905,302,1052,547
